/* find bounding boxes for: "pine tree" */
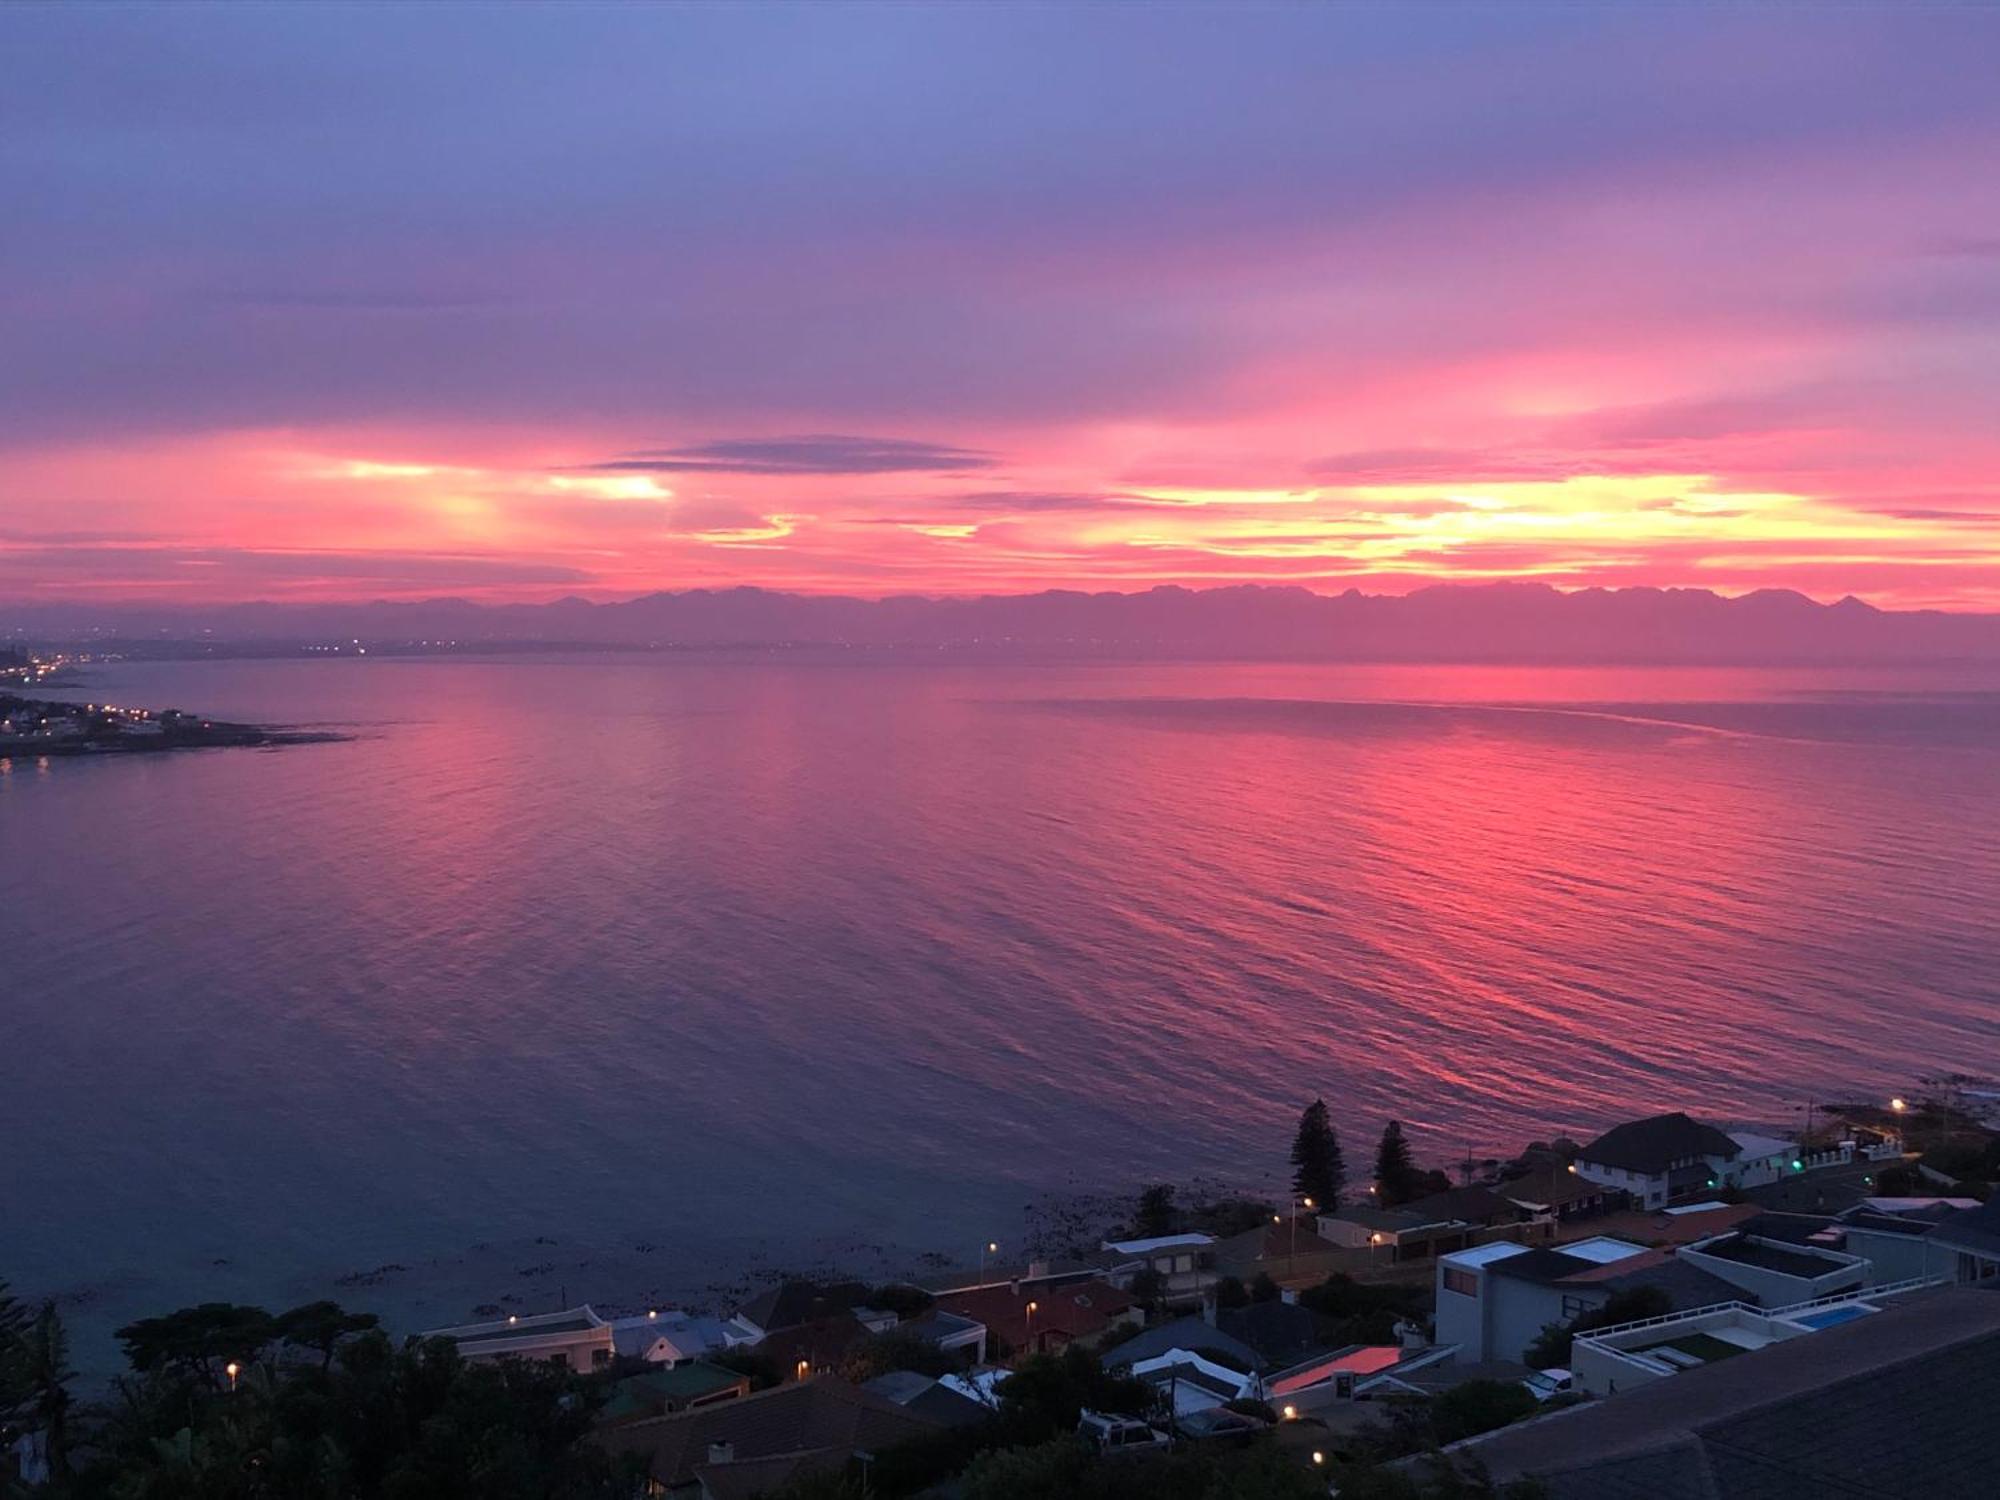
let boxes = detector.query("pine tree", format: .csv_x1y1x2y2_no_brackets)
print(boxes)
1374,1120,1422,1205
1290,1098,1346,1208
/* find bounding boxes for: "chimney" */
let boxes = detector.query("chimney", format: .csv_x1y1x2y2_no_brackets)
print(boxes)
1027,1259,1050,1280
707,1441,735,1466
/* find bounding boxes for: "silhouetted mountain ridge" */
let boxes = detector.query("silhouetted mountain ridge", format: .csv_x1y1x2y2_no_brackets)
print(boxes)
8,583,1998,663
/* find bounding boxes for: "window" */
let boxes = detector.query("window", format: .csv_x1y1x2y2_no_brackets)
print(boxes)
1442,1268,1479,1298
1560,1295,1591,1320
591,1347,611,1369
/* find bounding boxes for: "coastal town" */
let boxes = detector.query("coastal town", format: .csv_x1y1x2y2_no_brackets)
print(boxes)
0,651,339,759
7,1084,1998,1497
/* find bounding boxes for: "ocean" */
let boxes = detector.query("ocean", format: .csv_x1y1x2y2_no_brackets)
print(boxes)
4,655,1996,1367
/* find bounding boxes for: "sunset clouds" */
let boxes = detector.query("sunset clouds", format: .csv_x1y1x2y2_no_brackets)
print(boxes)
3,4,1999,606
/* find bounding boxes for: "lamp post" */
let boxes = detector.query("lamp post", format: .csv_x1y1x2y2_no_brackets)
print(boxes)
225,1361,240,1393
1369,1231,1383,1268
1024,1300,1038,1356
1288,1196,1315,1278
979,1241,998,1283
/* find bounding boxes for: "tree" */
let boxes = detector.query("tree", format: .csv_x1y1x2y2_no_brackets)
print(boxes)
1212,1276,1250,1310
1291,1098,1346,1208
840,1326,958,1383
114,1301,279,1387
1134,1183,1177,1239
1430,1379,1538,1443
0,1278,31,1423
1247,1273,1281,1304
11,1303,73,1484
1374,1121,1424,1206
275,1299,382,1369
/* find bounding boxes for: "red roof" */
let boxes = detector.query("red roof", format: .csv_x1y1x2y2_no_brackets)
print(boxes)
935,1278,1133,1355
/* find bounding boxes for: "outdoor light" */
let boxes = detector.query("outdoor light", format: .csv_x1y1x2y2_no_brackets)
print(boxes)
225,1362,240,1392
507,1314,518,1324
1282,1404,1297,1421
1891,1097,1907,1112
1312,1451,1325,1466
1791,1159,1804,1171
796,1360,810,1381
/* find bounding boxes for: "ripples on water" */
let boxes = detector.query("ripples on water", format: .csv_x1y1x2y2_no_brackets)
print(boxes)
2,658,1996,1345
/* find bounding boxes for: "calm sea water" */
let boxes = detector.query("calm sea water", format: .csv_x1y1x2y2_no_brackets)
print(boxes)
4,657,1998,1358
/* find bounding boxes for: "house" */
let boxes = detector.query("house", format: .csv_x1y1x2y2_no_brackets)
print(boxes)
1569,1280,1941,1396
935,1278,1138,1358
1453,1286,2000,1498
1103,1300,1391,1404
1124,1349,1260,1415
1498,1166,1618,1223
598,1364,753,1427
732,1282,891,1342
894,1308,987,1365
755,1314,871,1381
1566,1199,1760,1249
592,1375,946,1498
1320,1188,1542,1264
421,1305,615,1374
1213,1220,1350,1283
859,1371,993,1428
1433,1237,1741,1364
1677,1228,1868,1305
612,1310,761,1367
1099,1233,1217,1303
1836,1198,1983,1282
1930,1194,2000,1285
1572,1113,1798,1209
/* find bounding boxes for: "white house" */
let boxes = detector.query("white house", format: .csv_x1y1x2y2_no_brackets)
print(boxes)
610,1309,761,1366
423,1305,615,1373
1572,1113,1798,1209
1433,1236,1742,1365
1124,1349,1260,1415
1100,1233,1217,1303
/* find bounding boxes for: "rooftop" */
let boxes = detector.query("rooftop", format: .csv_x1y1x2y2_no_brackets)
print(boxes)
1459,1286,2000,1498
1102,1233,1214,1255
593,1375,942,1488
1689,1233,1859,1280
1578,1112,1742,1175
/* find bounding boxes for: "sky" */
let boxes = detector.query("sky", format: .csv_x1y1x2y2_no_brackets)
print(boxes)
3,2,1999,610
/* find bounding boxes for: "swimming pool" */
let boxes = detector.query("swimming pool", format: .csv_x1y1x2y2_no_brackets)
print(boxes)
1786,1304,1876,1330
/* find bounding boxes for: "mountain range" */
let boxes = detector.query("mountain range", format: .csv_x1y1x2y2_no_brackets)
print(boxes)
9,583,2000,664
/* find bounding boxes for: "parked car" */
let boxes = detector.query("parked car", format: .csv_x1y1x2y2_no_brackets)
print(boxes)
1522,1368,1574,1402
1078,1409,1171,1455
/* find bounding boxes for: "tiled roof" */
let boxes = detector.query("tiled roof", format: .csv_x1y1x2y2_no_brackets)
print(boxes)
1215,1302,1349,1368
592,1376,942,1488
1579,1113,1742,1174
935,1278,1133,1351
1100,1316,1261,1372
755,1314,869,1374
736,1281,859,1334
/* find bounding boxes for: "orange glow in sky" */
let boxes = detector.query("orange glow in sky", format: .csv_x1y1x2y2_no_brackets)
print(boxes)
5,5,1999,610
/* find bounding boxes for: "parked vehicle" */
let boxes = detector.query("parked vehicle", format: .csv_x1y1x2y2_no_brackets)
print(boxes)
1522,1368,1575,1402
1078,1409,1171,1455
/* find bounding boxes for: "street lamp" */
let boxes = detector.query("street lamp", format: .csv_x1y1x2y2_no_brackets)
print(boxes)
225,1361,240,1393
1370,1231,1384,1267
980,1241,999,1282
1282,1403,1297,1421
1024,1300,1038,1354
796,1359,810,1382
